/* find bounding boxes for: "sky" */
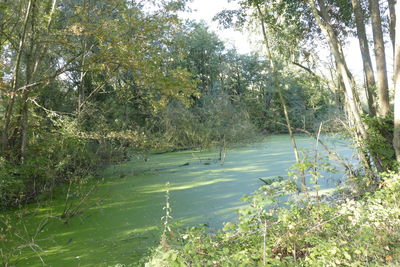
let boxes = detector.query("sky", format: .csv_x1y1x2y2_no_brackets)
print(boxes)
179,0,394,83
178,0,254,54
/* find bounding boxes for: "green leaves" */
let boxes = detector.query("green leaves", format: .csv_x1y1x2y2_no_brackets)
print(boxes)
146,172,400,266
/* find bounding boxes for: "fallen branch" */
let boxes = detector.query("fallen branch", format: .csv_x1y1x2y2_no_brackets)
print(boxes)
273,121,355,177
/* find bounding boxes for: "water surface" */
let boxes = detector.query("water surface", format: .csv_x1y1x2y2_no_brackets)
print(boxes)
4,135,354,266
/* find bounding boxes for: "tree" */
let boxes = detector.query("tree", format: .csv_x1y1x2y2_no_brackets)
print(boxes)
172,22,224,93
368,0,390,117
0,0,198,204
1,0,34,156
388,0,396,54
352,0,376,116
217,0,318,189
393,0,400,162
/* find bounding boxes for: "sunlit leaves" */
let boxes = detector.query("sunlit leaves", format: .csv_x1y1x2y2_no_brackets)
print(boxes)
147,172,400,266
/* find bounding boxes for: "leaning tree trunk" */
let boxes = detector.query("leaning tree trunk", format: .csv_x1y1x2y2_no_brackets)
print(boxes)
352,0,376,116
256,4,307,191
337,61,378,172
393,0,400,162
369,0,390,117
309,0,367,137
308,0,379,173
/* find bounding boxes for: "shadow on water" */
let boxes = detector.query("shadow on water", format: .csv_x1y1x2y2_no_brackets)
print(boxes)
6,134,355,266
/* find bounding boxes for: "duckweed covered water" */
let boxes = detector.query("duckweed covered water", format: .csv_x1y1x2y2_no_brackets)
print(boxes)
3,135,354,266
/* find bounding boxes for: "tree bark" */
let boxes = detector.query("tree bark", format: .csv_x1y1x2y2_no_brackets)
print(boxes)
17,0,55,163
352,0,376,116
393,0,400,162
388,0,396,55
20,57,33,162
368,0,390,117
1,0,33,152
19,0,38,162
310,0,367,137
78,45,87,116
307,0,380,173
256,4,307,191
336,60,379,172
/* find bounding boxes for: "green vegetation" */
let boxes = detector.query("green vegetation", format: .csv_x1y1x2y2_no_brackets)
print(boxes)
0,137,351,266
2,0,400,266
0,0,333,208
146,172,400,266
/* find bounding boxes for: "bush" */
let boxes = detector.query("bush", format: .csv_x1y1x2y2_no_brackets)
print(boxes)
0,129,128,207
0,157,24,208
145,172,400,266
363,115,397,171
153,95,258,150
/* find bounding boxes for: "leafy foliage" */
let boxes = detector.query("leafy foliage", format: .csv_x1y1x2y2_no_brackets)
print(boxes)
363,115,397,171
146,172,400,266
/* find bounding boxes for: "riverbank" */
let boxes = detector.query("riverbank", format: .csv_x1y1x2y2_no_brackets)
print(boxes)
1,135,353,266
146,172,400,266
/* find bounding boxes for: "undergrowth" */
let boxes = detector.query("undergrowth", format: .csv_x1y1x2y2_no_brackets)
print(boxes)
145,172,400,266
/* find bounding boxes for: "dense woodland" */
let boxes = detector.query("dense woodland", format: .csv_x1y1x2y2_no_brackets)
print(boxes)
2,0,400,266
0,0,336,207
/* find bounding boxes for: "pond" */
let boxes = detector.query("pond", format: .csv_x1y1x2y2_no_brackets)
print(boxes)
2,134,355,266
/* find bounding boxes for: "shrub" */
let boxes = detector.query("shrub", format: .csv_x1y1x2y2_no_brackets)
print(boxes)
0,157,24,208
145,172,400,266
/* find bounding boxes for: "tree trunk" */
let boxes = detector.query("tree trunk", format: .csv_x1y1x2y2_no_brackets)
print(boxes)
310,0,367,137
256,4,307,191
78,51,86,116
352,0,376,116
19,0,41,162
336,60,379,172
1,0,33,152
20,89,31,163
368,0,390,117
308,0,379,173
388,0,396,55
393,0,400,162
78,2,88,116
